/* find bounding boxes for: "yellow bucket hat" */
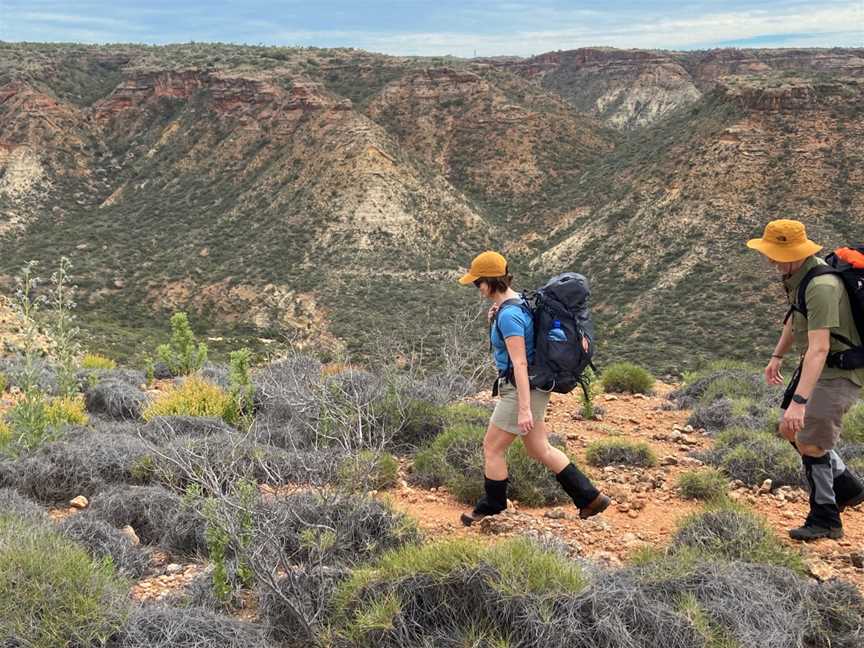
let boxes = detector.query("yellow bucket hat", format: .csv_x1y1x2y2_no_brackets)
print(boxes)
746,219,822,262
458,251,508,285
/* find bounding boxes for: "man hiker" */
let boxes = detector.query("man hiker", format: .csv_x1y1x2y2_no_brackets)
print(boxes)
748,219,864,540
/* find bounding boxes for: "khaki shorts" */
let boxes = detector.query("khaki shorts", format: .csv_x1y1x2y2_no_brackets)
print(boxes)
490,379,552,436
795,378,860,450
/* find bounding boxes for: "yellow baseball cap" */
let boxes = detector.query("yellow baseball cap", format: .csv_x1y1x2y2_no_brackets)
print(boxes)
746,219,822,262
458,251,508,285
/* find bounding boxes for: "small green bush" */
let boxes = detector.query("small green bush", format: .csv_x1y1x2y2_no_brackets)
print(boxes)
678,468,729,501
156,312,208,376
600,362,655,394
585,438,657,467
842,402,864,444
411,424,569,507
81,353,117,370
142,377,237,424
2,394,88,454
0,372,7,393
340,450,400,490
0,514,129,648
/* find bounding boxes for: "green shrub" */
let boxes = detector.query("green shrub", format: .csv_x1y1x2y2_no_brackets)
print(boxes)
0,514,129,648
0,372,7,393
842,401,864,444
678,468,729,501
601,362,655,394
142,377,236,424
340,450,400,490
2,394,88,454
586,438,657,467
156,312,208,376
81,353,116,370
411,424,569,507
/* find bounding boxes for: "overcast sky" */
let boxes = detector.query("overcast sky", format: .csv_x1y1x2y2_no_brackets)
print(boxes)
1,0,862,57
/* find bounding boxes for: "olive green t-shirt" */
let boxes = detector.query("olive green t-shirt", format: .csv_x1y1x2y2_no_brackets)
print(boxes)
784,256,864,387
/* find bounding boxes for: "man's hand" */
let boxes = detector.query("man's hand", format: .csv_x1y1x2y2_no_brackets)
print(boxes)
487,304,500,322
765,357,784,385
780,402,806,441
518,407,534,435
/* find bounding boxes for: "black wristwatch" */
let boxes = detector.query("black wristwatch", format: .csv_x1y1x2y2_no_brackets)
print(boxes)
792,394,808,405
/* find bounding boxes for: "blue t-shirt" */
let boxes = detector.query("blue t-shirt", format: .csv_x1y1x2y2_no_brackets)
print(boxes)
491,304,535,371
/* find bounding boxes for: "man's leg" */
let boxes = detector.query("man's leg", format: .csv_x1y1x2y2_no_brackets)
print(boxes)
793,444,842,540
789,379,853,540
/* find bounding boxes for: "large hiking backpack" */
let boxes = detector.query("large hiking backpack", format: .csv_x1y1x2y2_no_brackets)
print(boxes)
493,272,595,395
787,246,864,370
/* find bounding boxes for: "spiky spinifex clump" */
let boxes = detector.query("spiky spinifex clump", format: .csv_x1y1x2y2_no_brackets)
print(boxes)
253,491,420,570
13,431,154,503
0,355,59,395
109,605,270,648
88,484,207,557
670,504,804,572
251,356,323,450
154,433,344,493
0,487,48,523
85,380,148,420
579,559,864,648
332,537,587,648
58,514,151,578
261,566,350,647
139,416,237,444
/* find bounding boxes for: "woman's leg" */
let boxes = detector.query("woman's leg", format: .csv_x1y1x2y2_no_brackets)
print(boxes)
521,419,569,473
483,421,517,479
524,418,609,517
461,422,516,526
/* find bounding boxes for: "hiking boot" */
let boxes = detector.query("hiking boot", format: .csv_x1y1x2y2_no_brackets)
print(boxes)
461,476,508,527
789,525,843,541
460,510,493,526
834,469,864,511
839,490,864,511
579,493,611,519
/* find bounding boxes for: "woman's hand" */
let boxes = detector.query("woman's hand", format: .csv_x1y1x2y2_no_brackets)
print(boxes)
487,304,500,322
518,407,534,434
765,357,783,385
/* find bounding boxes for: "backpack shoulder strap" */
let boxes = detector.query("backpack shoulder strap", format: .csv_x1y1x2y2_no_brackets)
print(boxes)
786,266,857,348
491,297,533,377
784,266,839,323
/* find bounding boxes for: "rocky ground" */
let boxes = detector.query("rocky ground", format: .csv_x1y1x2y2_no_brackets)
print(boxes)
33,381,864,608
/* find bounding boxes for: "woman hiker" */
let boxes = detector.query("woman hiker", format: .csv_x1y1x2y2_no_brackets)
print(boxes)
456,251,610,526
